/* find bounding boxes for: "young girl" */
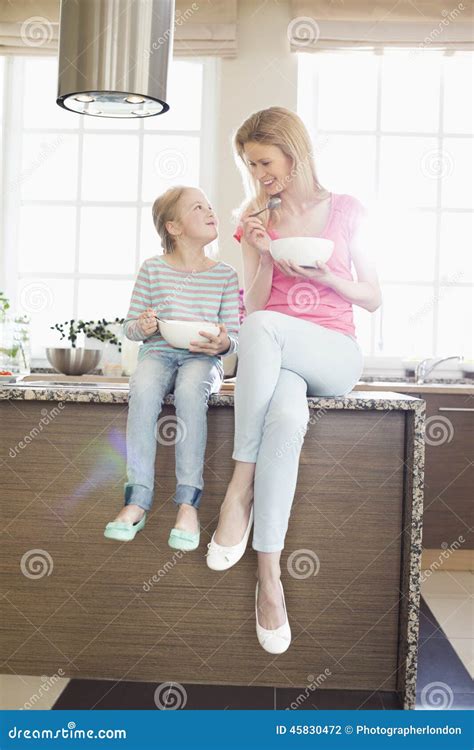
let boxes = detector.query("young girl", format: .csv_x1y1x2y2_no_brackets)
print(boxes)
104,186,239,551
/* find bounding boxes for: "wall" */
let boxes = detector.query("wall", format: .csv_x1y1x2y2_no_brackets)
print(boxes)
213,0,298,281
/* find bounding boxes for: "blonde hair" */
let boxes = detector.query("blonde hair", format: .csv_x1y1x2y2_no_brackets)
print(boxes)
152,185,187,254
233,106,329,228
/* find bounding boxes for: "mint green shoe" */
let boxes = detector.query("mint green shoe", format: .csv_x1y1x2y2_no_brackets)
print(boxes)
104,513,147,542
168,523,200,551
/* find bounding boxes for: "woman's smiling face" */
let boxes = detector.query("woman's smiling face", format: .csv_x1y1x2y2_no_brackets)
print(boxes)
243,142,293,196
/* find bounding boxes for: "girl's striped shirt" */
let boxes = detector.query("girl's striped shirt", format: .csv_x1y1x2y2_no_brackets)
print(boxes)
124,255,240,361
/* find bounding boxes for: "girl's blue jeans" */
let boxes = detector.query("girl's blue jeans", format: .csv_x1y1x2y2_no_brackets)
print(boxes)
124,351,223,512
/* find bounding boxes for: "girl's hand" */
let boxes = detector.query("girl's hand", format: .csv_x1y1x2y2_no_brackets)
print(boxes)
275,259,335,287
241,215,272,257
138,307,159,337
189,323,231,355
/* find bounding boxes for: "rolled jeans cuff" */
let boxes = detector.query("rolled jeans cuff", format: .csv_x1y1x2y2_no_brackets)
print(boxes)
232,450,258,463
252,540,285,553
124,483,153,511
174,484,202,509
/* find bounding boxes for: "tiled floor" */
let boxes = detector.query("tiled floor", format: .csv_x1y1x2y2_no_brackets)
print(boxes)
416,599,473,710
50,681,400,710
1,571,472,711
420,571,473,679
0,673,69,710
416,570,473,711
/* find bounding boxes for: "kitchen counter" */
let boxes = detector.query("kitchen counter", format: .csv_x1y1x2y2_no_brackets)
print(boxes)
356,380,474,396
1,376,427,407
0,381,424,709
1,373,472,399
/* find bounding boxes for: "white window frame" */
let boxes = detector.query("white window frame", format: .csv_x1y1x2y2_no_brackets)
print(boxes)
0,55,218,368
298,50,473,377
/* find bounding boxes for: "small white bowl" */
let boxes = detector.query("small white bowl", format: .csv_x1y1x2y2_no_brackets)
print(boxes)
270,236,334,267
158,319,220,350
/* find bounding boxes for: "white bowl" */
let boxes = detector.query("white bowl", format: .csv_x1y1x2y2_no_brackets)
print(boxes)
270,236,334,267
158,319,220,350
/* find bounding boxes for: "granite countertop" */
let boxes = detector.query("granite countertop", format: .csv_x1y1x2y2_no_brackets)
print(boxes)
2,372,472,399
356,380,474,395
0,378,424,412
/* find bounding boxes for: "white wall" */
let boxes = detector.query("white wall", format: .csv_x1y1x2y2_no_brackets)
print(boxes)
213,0,298,282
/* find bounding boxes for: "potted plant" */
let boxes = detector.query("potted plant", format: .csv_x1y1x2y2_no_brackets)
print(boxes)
49,318,124,375
0,292,31,376
0,292,10,322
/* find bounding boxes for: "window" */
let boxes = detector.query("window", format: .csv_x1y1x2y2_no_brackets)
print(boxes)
1,55,216,362
298,50,473,362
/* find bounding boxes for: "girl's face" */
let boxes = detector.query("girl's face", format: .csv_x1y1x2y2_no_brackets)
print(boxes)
243,142,293,196
168,188,218,246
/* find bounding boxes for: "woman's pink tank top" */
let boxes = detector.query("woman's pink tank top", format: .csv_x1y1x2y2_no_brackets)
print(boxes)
234,193,365,341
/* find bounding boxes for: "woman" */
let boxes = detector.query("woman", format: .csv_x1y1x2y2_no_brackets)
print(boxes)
206,107,382,654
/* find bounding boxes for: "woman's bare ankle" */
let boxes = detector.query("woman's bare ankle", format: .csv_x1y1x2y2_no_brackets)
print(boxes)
214,487,253,546
223,481,253,510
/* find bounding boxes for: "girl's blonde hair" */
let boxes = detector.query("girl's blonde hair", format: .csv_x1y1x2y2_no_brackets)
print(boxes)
233,106,329,228
152,185,187,253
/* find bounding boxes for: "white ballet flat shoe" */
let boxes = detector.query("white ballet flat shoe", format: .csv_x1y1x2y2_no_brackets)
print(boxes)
205,505,254,571
255,580,292,655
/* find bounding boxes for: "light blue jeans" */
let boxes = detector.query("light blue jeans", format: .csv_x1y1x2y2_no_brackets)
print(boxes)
232,311,364,552
124,351,223,512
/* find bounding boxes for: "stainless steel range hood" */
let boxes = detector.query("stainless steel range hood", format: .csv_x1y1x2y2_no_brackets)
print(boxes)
57,0,174,118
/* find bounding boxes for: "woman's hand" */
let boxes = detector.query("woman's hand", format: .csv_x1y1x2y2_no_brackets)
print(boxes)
274,259,336,287
138,307,159,337
241,215,272,257
189,323,231,355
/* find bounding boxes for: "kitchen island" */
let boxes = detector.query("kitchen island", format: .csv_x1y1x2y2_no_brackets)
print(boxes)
0,382,424,709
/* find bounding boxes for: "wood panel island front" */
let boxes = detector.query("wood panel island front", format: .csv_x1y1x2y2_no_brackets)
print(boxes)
0,381,425,710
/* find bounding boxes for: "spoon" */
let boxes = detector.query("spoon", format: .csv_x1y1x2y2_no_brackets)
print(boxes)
249,196,282,217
